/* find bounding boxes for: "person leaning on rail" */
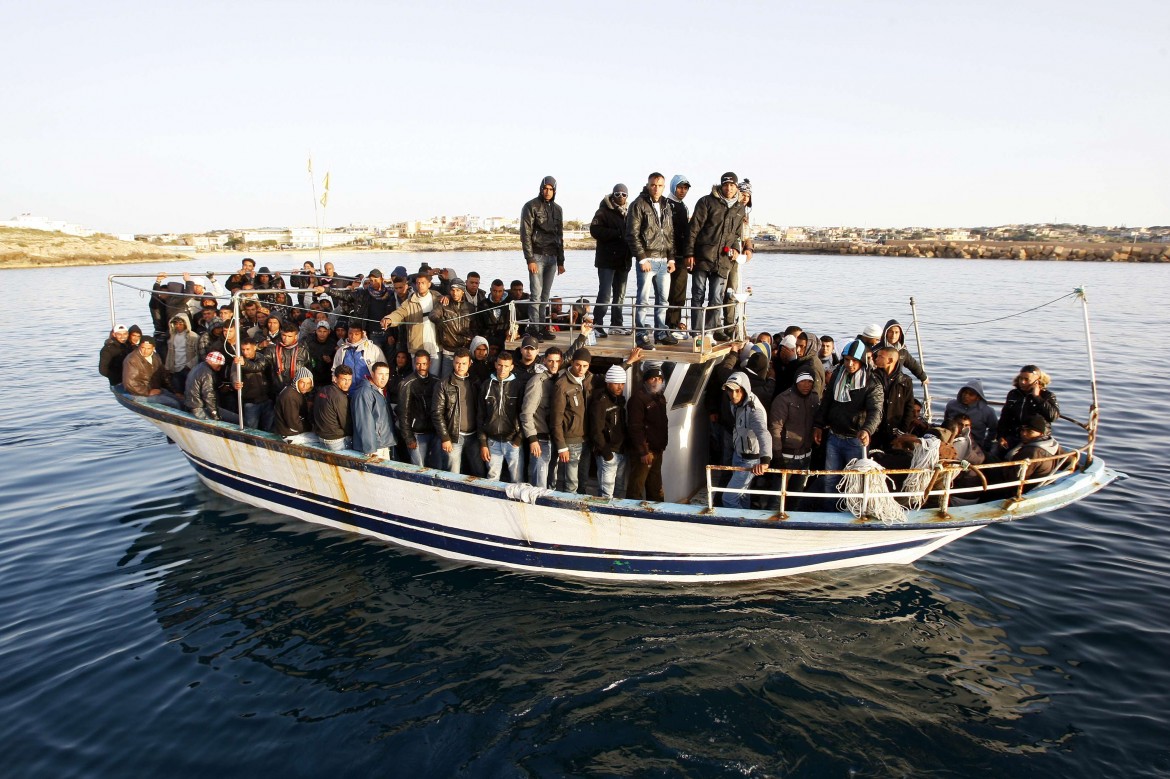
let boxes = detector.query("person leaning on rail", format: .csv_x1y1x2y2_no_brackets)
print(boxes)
814,340,884,495
589,183,632,338
122,336,184,410
273,367,316,444
996,365,1060,454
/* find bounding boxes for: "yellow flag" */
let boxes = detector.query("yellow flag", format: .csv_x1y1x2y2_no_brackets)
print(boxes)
307,155,313,174
322,172,330,191
320,172,330,207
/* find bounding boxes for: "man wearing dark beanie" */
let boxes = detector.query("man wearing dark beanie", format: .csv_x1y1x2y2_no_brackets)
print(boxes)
684,172,747,342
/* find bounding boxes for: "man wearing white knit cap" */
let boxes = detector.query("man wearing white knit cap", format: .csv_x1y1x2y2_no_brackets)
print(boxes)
589,364,629,499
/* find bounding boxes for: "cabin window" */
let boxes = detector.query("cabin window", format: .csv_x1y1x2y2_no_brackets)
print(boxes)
671,362,713,409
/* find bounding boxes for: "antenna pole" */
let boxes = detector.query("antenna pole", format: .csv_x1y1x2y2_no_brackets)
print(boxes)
909,296,932,423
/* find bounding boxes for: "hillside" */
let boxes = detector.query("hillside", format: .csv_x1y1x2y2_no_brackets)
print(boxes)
0,228,186,268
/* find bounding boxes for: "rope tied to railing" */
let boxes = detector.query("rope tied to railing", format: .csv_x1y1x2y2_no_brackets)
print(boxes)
837,458,906,524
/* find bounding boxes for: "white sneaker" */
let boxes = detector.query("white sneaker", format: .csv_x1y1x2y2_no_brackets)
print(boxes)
669,330,687,342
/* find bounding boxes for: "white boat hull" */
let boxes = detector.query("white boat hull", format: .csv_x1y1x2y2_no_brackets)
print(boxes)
119,395,1119,583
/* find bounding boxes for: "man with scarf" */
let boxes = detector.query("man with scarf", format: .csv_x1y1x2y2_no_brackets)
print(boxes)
379,272,442,373
520,175,565,340
265,320,313,395
814,340,884,494
315,268,394,339
665,174,691,335
334,321,387,393
589,183,633,337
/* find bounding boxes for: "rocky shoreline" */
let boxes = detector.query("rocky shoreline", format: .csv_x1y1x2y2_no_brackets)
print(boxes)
755,239,1170,262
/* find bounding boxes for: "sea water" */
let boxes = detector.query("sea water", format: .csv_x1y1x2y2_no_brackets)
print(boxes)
0,252,1167,777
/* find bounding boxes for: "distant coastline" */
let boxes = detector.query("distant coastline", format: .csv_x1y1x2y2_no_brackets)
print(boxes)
2,227,1166,268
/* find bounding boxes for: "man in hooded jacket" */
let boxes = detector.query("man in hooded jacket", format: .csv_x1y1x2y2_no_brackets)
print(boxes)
520,175,565,340
944,378,999,452
589,184,632,336
665,174,691,333
721,371,772,509
814,340,884,494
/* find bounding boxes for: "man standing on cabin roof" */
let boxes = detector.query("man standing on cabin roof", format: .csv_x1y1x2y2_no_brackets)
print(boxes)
590,183,633,338
520,175,565,341
685,172,747,342
665,174,691,336
627,172,678,350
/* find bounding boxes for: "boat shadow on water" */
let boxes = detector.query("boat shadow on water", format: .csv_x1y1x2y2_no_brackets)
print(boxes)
111,485,1085,776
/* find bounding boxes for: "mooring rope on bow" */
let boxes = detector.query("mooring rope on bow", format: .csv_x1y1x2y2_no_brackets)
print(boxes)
837,458,907,524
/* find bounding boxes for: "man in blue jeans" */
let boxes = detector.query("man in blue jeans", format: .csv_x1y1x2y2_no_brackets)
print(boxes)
813,340,884,495
520,175,565,341
626,172,678,349
590,365,629,499
589,183,633,336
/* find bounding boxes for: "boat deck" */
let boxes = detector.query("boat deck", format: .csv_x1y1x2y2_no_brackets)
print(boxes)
535,327,736,365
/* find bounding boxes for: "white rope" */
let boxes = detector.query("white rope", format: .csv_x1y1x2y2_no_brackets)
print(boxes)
903,436,941,510
837,458,907,524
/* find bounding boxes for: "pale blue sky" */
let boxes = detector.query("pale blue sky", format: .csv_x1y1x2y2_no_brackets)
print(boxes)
2,0,1167,233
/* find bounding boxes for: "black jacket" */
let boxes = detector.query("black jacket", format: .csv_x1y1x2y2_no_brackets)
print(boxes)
872,367,915,447
312,383,351,441
667,195,690,260
474,298,514,349
398,372,437,443
433,373,476,443
627,386,668,455
183,362,221,418
328,284,397,328
265,340,312,392
477,375,523,445
590,196,632,270
230,352,274,404
998,387,1060,440
520,180,565,263
430,299,476,352
686,186,747,277
625,188,674,261
274,384,312,437
99,339,130,386
589,389,627,460
816,368,884,438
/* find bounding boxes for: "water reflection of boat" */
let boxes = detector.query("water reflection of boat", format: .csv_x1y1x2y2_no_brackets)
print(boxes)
110,274,1120,583
124,497,1061,752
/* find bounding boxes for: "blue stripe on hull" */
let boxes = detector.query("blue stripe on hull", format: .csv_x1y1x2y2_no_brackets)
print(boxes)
186,454,939,578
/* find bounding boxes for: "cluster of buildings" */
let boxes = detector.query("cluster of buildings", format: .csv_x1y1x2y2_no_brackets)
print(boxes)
756,223,1170,245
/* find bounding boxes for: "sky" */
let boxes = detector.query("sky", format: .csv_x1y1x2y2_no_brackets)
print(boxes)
2,0,1168,234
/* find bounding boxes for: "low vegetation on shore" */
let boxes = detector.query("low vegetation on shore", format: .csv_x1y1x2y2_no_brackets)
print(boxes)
3,226,1166,267
0,228,185,269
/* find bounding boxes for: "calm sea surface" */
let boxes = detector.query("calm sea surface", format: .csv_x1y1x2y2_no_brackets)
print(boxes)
1,251,1167,777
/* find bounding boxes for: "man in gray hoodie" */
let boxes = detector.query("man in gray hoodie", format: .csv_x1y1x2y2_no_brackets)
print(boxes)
943,378,999,452
722,371,772,509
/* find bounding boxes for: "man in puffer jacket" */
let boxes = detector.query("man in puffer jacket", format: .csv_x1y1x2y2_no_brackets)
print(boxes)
590,184,632,335
684,173,747,340
721,371,772,509
814,340,884,494
943,378,999,451
184,351,236,422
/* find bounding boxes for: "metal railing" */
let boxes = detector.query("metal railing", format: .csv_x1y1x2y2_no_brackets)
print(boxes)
705,441,1086,518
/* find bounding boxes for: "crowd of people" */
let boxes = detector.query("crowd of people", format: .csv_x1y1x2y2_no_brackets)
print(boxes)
97,172,1069,509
